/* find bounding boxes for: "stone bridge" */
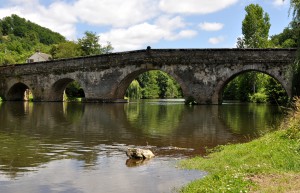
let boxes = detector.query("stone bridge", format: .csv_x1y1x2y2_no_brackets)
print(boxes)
0,48,296,104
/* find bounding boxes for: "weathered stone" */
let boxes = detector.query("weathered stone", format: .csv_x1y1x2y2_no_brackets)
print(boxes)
126,148,155,159
0,48,296,104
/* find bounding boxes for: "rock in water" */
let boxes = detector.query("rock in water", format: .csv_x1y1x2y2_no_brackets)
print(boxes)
126,148,155,159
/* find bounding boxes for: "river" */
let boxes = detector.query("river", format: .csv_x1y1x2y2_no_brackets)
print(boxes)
0,100,284,193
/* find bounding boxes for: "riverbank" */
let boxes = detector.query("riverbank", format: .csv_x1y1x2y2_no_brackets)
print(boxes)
180,99,300,193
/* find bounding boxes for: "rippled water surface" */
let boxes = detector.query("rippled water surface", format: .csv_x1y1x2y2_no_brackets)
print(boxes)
0,101,284,193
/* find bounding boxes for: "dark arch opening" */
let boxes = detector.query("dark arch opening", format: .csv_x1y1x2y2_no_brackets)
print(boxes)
123,70,183,101
221,71,288,105
51,78,85,102
7,82,33,101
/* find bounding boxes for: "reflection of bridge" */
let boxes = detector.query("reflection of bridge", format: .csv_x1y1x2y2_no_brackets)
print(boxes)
0,48,296,104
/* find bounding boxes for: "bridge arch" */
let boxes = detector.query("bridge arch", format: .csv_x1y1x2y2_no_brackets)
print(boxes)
49,78,86,101
212,67,291,104
6,82,33,101
113,66,188,99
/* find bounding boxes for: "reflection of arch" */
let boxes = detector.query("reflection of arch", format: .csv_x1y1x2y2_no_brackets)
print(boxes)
212,68,290,104
50,78,85,101
7,82,31,101
114,68,188,99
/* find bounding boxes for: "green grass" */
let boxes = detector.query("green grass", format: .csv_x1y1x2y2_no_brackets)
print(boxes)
180,99,300,193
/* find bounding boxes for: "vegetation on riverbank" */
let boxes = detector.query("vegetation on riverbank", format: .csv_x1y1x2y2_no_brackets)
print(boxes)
180,98,300,192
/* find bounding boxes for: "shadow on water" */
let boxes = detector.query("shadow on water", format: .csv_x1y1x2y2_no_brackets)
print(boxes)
0,101,284,192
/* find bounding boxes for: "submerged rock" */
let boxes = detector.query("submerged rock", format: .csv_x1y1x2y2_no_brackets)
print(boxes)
126,148,155,159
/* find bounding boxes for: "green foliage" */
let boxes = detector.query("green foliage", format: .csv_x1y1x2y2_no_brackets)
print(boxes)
0,14,64,65
0,14,65,45
289,0,300,22
249,92,267,103
78,31,113,56
125,80,142,99
237,4,271,48
224,71,288,104
50,41,82,59
0,15,113,66
270,27,298,48
227,4,289,104
265,77,289,105
129,70,182,99
285,97,300,139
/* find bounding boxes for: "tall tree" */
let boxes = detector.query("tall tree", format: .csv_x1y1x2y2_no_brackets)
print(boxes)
287,0,300,96
225,4,283,103
289,0,300,22
234,4,271,101
288,0,300,54
237,4,271,48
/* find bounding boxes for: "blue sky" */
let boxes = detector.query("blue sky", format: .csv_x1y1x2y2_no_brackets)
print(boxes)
0,0,292,51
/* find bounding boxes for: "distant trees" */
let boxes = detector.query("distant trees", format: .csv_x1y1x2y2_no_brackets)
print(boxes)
50,31,113,59
0,15,114,64
125,71,183,100
50,41,82,59
0,14,65,45
0,14,65,64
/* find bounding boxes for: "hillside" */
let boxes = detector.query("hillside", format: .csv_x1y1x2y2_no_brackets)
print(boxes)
0,14,66,65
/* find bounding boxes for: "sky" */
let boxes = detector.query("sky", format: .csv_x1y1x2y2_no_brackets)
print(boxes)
0,0,293,52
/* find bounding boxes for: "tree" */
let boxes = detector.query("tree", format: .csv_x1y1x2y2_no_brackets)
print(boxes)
270,27,297,48
125,80,142,99
50,41,82,59
230,4,271,102
289,0,300,22
225,4,289,103
237,4,271,48
286,0,300,96
78,31,113,56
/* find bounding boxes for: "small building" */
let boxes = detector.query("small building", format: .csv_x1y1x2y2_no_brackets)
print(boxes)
26,52,52,63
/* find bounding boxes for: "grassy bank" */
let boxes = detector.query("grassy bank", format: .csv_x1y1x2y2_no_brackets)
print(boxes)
180,99,300,193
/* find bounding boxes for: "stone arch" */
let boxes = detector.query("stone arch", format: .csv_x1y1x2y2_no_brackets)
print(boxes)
212,67,291,104
49,78,86,101
6,82,32,101
113,66,188,99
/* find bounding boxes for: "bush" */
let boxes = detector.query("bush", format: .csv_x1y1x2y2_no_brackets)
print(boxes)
249,92,267,103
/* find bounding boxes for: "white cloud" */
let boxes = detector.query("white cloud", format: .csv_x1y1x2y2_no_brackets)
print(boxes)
208,36,225,44
273,0,287,6
100,23,168,51
99,20,197,51
74,0,158,27
159,0,238,14
155,15,186,30
199,22,224,31
0,0,159,39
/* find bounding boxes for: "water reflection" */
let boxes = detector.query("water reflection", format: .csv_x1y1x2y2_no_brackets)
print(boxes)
0,101,284,192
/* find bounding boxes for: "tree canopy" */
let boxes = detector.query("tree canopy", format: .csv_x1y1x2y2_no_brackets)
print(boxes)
237,4,271,48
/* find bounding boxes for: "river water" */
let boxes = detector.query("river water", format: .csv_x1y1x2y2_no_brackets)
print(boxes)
0,100,284,193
